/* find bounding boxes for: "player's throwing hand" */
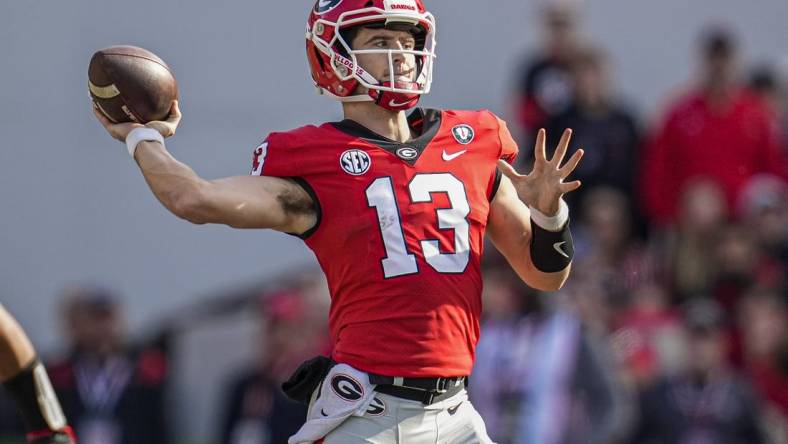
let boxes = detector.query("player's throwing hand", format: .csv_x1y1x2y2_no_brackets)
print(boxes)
93,100,181,142
497,128,584,216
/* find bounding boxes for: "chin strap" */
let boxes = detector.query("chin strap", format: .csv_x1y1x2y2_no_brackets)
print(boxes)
370,89,421,111
319,85,422,111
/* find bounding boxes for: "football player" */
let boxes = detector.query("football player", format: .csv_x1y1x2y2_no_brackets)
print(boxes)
92,1,583,442
0,305,76,443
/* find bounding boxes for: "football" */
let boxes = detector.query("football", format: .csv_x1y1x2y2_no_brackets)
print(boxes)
88,45,178,123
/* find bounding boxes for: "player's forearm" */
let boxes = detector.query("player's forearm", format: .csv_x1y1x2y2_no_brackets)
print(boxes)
0,307,76,443
0,305,36,381
488,183,574,292
493,234,571,292
518,201,574,291
517,257,571,292
134,141,211,223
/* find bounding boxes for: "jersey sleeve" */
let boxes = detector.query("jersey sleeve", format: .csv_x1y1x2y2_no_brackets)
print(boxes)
492,113,519,164
249,132,297,178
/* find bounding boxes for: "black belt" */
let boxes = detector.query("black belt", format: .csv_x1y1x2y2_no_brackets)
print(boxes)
368,375,467,405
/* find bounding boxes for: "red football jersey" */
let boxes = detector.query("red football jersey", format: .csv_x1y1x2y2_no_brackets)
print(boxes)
251,108,518,377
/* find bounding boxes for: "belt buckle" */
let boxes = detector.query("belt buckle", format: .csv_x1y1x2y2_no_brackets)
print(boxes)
435,377,449,393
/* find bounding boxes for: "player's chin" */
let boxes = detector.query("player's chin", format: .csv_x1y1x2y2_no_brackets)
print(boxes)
382,78,418,90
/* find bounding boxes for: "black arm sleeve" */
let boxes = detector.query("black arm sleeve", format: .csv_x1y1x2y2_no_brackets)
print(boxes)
529,220,574,272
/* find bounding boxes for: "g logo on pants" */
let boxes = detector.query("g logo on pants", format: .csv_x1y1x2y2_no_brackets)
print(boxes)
331,374,364,401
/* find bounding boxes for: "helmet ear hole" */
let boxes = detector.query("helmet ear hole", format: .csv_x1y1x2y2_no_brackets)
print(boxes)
364,0,373,6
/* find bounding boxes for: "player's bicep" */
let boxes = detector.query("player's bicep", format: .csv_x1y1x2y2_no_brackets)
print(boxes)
199,175,316,232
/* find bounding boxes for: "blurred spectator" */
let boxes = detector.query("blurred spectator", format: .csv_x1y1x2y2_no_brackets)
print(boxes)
708,223,781,315
660,179,728,301
640,27,788,226
471,269,629,444
736,290,788,440
47,286,170,444
544,48,642,230
573,187,656,299
219,289,327,444
513,1,580,146
738,174,788,270
612,282,684,388
630,299,765,444
749,65,782,114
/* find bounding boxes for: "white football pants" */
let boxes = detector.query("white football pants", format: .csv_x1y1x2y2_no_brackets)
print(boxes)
317,389,495,444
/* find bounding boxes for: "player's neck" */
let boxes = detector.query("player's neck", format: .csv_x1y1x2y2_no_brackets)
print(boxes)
342,102,412,143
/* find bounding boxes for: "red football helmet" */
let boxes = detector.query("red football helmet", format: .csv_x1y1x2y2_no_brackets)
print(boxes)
306,0,437,111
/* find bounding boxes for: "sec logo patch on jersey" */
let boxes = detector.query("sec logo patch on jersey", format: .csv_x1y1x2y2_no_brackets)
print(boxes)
452,124,475,145
340,149,372,175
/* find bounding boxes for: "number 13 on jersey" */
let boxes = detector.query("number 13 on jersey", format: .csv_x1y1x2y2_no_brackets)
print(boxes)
366,173,471,278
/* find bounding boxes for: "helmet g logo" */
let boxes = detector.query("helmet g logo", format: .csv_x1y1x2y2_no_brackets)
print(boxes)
452,125,475,145
340,149,372,175
315,0,343,14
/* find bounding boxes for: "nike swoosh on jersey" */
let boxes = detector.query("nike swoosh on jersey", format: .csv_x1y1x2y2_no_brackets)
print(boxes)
447,402,462,415
442,149,467,161
553,241,569,258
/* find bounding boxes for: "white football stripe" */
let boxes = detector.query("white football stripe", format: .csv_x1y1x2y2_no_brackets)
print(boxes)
88,80,120,99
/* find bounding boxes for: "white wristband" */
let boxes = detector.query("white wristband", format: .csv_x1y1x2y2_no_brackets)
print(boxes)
125,127,164,159
529,198,569,232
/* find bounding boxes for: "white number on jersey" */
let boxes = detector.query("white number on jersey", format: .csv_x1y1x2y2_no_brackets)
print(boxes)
366,173,471,278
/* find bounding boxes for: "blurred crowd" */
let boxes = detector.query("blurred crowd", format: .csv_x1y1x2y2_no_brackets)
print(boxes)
2,2,787,444
474,2,788,444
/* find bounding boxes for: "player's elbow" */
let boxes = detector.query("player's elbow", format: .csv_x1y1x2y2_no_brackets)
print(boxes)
170,187,210,225
535,273,569,292
522,264,571,292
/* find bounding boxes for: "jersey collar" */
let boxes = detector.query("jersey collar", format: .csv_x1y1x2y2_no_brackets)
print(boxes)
330,108,442,166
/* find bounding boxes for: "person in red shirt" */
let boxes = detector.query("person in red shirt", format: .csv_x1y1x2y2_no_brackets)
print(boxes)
0,305,77,444
92,1,584,441
640,27,787,227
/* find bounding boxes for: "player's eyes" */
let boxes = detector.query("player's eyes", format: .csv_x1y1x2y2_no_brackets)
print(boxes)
370,38,415,49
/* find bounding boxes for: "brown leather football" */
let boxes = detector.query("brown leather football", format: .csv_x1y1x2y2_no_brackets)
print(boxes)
89,46,178,123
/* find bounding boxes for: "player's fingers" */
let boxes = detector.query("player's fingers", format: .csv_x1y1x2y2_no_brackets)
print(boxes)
168,100,182,124
92,106,125,140
551,128,572,166
497,159,524,181
559,149,584,178
560,180,582,193
534,129,547,164
153,100,181,137
92,103,112,128
145,121,173,138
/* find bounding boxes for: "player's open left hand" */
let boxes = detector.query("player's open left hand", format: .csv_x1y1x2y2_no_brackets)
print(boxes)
498,128,583,216
92,100,181,142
